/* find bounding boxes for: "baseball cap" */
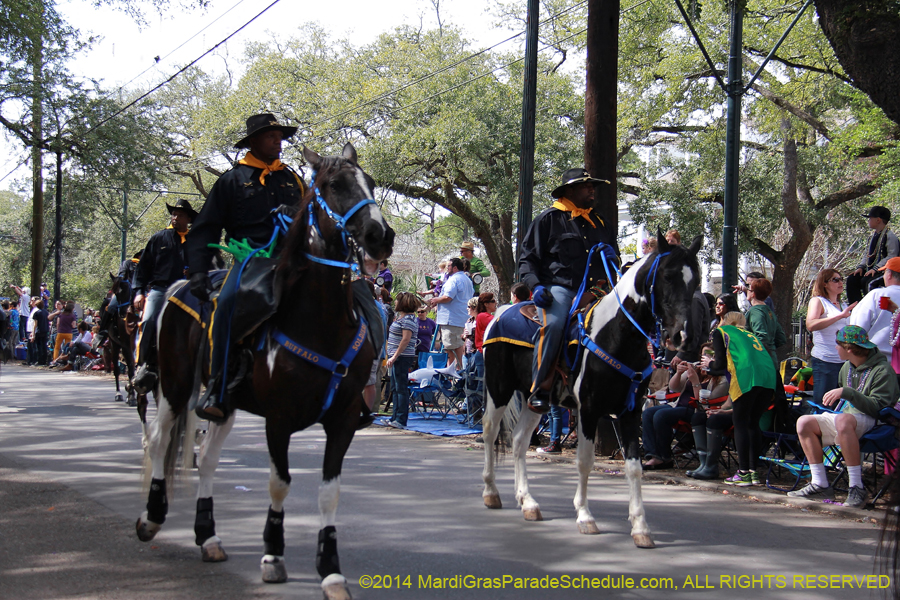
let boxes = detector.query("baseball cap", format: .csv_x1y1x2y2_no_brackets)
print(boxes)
878,257,900,272
862,206,891,222
836,325,877,349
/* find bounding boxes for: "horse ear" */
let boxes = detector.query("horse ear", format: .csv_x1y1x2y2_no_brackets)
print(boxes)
656,227,668,252
302,146,322,169
688,235,702,256
341,142,358,164
109,272,115,281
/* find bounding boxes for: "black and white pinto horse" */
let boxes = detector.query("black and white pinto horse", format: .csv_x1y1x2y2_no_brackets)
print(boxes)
135,144,394,599
481,233,701,548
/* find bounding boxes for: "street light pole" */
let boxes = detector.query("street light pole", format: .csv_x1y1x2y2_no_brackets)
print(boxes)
515,0,539,280
721,0,744,291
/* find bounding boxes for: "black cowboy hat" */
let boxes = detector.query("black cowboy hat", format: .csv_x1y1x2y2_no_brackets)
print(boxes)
234,113,298,149
166,198,199,220
551,168,610,198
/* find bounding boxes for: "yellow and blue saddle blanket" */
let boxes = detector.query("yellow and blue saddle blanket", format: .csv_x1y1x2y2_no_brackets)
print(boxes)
482,301,541,349
166,270,228,327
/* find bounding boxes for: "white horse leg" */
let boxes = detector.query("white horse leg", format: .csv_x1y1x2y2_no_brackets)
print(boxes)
481,393,506,509
513,409,542,521
574,419,600,534
195,415,236,562
261,459,291,584
136,396,177,541
625,457,655,548
317,477,350,600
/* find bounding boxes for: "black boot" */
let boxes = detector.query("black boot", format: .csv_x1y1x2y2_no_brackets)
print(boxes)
690,429,724,480
527,389,551,414
195,378,228,424
132,364,158,395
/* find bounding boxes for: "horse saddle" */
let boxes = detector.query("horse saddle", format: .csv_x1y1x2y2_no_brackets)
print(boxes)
482,301,541,349
166,270,229,327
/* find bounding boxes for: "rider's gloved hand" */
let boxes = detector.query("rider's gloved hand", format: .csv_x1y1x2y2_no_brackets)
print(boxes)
273,204,299,220
532,285,553,308
190,272,213,302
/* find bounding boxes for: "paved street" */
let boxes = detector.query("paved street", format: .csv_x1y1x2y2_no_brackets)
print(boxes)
0,364,891,599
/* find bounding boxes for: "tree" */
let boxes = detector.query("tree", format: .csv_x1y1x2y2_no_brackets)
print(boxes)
814,1,900,126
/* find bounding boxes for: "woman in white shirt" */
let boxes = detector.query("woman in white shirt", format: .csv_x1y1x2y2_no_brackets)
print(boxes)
806,269,856,405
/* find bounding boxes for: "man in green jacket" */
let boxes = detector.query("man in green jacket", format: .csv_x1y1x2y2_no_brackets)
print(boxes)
788,325,898,507
460,241,490,296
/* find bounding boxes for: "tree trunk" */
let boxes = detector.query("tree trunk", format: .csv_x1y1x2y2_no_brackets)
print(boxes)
29,19,44,295
585,0,620,456
584,0,620,231
814,1,900,126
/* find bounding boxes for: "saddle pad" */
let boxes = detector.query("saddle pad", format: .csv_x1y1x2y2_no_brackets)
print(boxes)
167,270,228,326
483,300,540,349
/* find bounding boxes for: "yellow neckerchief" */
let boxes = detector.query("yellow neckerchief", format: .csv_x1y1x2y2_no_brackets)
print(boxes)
239,151,285,186
166,224,188,244
131,258,140,264
552,197,599,228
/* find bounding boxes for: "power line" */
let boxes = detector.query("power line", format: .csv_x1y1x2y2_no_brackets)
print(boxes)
91,0,254,110
82,0,284,138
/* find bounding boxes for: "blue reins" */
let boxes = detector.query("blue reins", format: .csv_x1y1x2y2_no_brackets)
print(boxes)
567,244,671,412
304,169,377,272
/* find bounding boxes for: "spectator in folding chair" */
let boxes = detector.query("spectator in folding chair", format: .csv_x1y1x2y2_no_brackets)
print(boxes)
461,297,478,369
701,311,776,486
788,325,899,507
50,322,94,371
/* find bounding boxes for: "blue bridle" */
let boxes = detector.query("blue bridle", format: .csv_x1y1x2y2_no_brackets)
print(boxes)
304,168,377,272
567,244,672,412
268,168,378,422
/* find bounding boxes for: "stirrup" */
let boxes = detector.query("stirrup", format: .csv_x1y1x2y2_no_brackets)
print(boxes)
527,389,551,414
195,382,228,424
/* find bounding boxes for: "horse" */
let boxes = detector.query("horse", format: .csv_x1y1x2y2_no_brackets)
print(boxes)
481,232,701,548
135,143,394,599
104,275,147,407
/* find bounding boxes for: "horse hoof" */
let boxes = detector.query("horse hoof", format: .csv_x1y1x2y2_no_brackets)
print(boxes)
135,517,160,542
522,507,543,521
261,556,288,583
322,573,351,600
632,534,656,549
201,538,228,562
577,520,601,535
115,393,124,402
483,494,502,509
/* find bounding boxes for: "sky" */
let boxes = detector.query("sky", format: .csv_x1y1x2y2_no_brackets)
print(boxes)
0,0,516,185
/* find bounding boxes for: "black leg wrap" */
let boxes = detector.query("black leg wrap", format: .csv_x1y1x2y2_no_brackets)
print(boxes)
147,478,168,525
316,526,341,578
194,497,216,546
263,506,285,557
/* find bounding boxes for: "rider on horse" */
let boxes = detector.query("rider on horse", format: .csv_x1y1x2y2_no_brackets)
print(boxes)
96,250,142,346
518,167,620,413
188,114,309,423
131,199,198,393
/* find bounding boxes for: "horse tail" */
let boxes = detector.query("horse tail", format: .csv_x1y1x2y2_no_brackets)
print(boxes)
495,392,523,459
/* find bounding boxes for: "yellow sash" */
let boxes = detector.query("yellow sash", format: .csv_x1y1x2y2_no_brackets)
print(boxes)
552,197,598,228
239,151,285,186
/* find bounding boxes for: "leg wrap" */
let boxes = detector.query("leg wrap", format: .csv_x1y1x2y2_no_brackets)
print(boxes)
263,506,285,557
316,526,341,578
147,478,168,525
194,497,216,546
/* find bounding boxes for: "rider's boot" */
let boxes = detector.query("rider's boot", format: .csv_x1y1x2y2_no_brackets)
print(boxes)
132,363,158,394
196,378,229,424
527,372,556,414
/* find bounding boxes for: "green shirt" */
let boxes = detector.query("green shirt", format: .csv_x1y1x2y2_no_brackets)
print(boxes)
465,254,491,294
720,325,776,399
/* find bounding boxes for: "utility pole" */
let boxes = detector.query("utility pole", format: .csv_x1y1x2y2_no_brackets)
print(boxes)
721,0,743,291
121,188,128,264
54,147,62,301
584,0,620,231
515,0,540,279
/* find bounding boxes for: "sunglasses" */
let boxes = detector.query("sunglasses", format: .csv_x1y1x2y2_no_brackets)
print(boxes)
417,310,427,313
830,277,844,283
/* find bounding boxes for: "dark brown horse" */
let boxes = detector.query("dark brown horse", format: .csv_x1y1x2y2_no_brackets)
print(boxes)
135,144,393,599
105,275,151,430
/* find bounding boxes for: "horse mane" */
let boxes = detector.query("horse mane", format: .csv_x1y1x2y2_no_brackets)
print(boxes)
275,189,313,291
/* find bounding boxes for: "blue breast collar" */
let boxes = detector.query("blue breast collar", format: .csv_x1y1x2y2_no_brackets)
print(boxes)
269,317,368,422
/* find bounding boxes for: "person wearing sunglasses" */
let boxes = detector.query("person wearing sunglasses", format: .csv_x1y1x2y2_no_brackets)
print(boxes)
806,269,857,405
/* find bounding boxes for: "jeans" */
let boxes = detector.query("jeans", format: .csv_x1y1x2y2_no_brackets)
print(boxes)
531,285,576,391
547,405,564,444
390,355,416,426
810,356,843,405
137,287,167,366
641,404,692,461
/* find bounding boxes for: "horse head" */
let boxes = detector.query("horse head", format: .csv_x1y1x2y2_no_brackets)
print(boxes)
633,230,701,351
108,272,130,305
301,143,395,263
